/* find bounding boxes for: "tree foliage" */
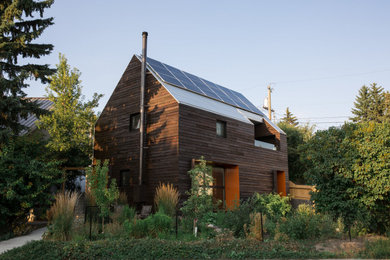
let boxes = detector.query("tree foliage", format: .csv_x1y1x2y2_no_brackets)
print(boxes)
0,0,55,143
0,134,62,233
280,107,299,126
301,125,361,233
38,54,102,166
181,156,215,233
345,121,390,232
278,122,314,183
86,159,119,233
302,121,390,234
351,83,389,123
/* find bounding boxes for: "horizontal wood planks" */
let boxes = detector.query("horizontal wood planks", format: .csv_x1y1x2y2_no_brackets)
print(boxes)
95,56,289,205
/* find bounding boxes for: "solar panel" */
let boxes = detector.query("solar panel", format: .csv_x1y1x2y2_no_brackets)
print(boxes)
146,57,262,114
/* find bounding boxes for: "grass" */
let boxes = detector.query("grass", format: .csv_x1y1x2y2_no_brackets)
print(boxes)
154,183,179,217
359,238,390,259
44,191,79,241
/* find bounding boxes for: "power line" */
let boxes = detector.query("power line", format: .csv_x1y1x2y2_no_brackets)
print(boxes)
237,68,390,91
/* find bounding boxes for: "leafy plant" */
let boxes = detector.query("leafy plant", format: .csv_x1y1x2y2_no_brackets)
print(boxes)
86,159,119,233
154,183,179,217
0,136,62,234
45,191,79,241
181,156,215,235
126,212,172,238
117,206,136,224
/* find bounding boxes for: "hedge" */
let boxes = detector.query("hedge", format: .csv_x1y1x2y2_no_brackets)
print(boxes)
0,238,332,259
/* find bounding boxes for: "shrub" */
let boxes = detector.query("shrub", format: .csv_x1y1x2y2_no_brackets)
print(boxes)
86,159,119,233
118,205,136,224
245,212,264,241
252,193,291,222
126,212,173,238
181,157,215,233
276,204,336,240
154,183,179,217
360,238,390,259
117,192,128,206
45,191,79,241
220,198,255,238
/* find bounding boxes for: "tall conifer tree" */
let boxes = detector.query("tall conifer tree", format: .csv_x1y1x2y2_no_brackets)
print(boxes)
280,107,299,126
0,0,55,143
351,83,388,123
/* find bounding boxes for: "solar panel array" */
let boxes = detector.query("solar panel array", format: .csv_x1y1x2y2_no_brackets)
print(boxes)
146,57,262,114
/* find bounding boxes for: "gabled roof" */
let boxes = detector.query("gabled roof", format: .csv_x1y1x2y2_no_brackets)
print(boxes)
136,55,285,134
19,97,53,135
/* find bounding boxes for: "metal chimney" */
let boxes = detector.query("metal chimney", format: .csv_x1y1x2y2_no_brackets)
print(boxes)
139,31,148,186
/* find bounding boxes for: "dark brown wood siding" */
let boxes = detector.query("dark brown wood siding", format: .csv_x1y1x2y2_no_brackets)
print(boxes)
178,104,289,199
95,56,288,204
94,56,180,204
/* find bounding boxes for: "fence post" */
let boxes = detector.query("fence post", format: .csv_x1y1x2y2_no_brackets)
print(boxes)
260,212,264,242
175,208,178,239
89,207,92,240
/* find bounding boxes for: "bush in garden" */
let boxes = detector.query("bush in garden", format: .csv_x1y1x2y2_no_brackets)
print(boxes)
117,192,128,205
126,211,173,238
252,192,291,222
118,205,136,224
276,204,336,240
45,191,79,241
154,183,179,217
181,157,215,233
86,159,119,233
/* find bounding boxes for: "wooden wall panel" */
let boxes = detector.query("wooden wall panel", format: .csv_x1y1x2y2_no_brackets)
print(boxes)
178,105,289,200
94,56,180,204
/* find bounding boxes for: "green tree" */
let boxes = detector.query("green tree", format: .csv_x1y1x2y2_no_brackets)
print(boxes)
278,122,314,183
181,156,215,236
302,125,362,238
345,121,390,233
0,0,55,143
86,160,119,233
351,83,388,123
0,134,62,233
280,107,299,126
38,54,102,167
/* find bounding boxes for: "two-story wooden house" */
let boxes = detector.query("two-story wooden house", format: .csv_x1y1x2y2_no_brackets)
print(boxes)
94,54,288,208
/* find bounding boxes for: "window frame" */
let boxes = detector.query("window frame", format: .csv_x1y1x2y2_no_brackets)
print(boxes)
216,120,227,138
129,113,141,131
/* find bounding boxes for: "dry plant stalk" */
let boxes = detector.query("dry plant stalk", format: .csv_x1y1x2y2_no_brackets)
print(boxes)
118,192,128,205
46,191,79,241
154,183,179,217
246,212,264,241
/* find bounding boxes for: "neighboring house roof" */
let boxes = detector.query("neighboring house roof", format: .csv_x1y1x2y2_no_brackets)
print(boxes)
19,97,53,135
136,55,285,134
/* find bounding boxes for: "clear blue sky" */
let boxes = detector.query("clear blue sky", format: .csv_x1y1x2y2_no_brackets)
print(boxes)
26,0,390,129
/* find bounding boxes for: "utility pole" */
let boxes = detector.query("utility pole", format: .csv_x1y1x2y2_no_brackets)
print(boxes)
267,85,272,120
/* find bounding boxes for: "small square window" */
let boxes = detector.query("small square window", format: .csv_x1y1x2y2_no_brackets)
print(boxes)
130,113,140,131
216,120,226,138
119,170,130,187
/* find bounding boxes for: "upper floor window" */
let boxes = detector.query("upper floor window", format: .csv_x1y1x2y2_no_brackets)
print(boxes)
130,113,140,131
216,120,226,138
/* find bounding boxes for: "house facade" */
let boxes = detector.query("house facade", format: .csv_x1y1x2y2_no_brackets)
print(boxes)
94,55,288,207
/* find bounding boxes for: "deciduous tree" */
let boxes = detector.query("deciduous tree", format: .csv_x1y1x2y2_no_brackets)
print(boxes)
38,54,102,167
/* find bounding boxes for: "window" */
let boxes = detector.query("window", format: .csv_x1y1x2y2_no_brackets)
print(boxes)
216,120,226,138
119,170,130,187
130,113,140,131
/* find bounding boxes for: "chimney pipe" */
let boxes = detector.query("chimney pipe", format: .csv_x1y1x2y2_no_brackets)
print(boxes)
139,31,148,186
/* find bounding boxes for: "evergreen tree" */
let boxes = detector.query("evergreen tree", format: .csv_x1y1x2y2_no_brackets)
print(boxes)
0,0,55,143
280,107,299,126
38,54,102,167
351,83,388,123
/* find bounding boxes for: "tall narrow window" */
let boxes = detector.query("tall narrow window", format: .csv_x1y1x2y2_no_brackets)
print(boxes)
119,170,130,187
130,113,140,131
216,120,226,138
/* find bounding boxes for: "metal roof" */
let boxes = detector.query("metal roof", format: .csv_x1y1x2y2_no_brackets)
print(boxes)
136,55,285,134
19,98,53,135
